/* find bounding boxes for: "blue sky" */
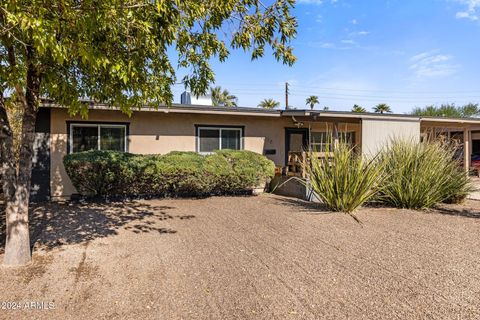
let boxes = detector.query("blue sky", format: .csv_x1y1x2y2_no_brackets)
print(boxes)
173,0,480,113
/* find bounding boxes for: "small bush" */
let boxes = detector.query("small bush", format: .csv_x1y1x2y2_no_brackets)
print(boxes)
63,150,139,196
305,142,385,213
378,140,473,209
63,150,275,198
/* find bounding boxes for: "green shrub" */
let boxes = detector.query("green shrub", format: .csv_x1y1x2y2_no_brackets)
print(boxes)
206,150,275,193
378,140,473,209
305,142,385,213
63,150,275,198
63,150,138,196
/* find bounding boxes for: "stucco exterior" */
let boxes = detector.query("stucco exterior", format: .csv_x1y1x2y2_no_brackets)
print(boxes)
52,104,467,201
50,108,296,199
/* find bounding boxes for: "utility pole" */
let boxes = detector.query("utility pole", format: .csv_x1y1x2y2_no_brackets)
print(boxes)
285,82,289,110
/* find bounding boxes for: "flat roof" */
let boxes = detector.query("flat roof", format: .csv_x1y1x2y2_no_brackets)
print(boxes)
284,109,480,124
42,100,480,124
43,101,282,117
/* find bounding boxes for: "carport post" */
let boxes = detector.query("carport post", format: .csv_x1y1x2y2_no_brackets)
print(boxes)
464,127,471,172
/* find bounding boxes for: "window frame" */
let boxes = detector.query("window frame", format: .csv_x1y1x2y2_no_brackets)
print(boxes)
67,121,129,154
195,125,244,154
310,131,356,152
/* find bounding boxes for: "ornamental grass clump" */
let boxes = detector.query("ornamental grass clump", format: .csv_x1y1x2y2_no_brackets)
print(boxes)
305,141,385,214
378,139,473,209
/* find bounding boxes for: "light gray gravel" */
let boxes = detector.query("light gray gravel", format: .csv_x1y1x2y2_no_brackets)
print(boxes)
1,194,479,319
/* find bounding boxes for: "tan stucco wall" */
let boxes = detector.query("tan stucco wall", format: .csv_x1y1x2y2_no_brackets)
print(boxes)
50,108,365,199
50,108,294,199
362,118,420,155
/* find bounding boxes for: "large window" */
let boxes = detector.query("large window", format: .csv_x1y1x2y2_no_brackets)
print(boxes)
197,126,243,153
311,131,355,152
70,123,127,153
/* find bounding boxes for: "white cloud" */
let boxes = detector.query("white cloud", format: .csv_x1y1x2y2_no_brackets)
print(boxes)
409,51,459,78
455,0,480,20
319,42,335,49
349,30,370,37
307,41,357,50
351,19,358,25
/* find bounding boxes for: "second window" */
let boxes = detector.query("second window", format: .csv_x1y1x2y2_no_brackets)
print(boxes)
197,126,243,153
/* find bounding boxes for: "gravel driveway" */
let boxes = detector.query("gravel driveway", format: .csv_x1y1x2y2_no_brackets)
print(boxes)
1,194,479,319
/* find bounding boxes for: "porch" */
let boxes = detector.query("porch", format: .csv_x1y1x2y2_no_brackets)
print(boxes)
421,119,480,173
272,114,362,201
281,115,362,178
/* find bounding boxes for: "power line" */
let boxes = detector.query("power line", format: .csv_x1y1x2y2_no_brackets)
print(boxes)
173,81,480,95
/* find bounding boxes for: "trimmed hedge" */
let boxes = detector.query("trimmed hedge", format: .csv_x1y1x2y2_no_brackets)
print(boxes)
63,150,275,198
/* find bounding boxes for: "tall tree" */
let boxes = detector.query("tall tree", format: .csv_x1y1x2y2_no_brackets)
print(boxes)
352,104,366,113
373,103,392,114
258,99,280,109
411,103,480,118
305,95,319,110
210,86,238,107
0,0,297,266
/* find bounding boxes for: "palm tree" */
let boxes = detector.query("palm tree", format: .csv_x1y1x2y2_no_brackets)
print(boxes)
210,86,238,107
305,95,319,110
352,104,366,113
373,103,392,114
258,99,280,109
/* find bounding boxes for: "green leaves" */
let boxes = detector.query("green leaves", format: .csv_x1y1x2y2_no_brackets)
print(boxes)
210,86,237,107
63,150,275,197
378,140,473,209
305,95,319,110
411,103,480,118
373,103,392,114
258,98,280,109
1,0,297,114
305,141,385,214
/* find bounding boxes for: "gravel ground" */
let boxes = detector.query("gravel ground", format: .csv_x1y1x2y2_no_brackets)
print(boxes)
0,194,479,319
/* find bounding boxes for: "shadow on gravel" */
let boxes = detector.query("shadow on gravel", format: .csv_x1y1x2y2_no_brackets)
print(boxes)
432,206,480,219
0,201,195,254
273,197,332,214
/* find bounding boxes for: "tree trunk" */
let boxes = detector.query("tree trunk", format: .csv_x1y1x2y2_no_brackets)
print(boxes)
3,46,40,266
0,94,16,203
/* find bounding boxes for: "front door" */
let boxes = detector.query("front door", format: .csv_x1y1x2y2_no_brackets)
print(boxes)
285,128,309,166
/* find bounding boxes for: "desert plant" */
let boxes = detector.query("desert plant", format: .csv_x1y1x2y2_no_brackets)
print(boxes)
304,141,385,214
378,140,473,209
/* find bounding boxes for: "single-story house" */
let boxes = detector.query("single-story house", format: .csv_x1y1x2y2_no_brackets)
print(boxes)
29,101,480,202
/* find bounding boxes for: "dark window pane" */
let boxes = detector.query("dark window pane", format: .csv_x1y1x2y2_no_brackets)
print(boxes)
339,132,355,146
289,133,304,152
72,126,98,153
199,129,219,153
311,132,329,144
100,127,125,151
221,129,241,150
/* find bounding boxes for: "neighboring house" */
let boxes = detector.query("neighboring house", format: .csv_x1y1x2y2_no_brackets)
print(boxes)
30,101,480,201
